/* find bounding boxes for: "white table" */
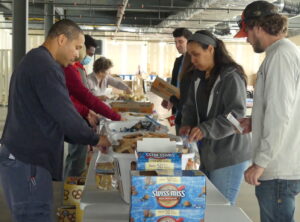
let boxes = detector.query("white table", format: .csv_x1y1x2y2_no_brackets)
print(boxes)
82,204,252,222
80,151,229,210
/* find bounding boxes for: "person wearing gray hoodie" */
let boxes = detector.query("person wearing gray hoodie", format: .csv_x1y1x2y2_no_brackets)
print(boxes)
180,30,252,205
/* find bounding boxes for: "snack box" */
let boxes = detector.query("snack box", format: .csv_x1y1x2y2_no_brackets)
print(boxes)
110,101,154,114
130,209,204,222
131,170,206,210
151,77,180,100
137,152,182,171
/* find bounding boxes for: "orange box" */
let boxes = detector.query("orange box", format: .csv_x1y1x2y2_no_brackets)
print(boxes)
151,77,180,100
110,101,153,114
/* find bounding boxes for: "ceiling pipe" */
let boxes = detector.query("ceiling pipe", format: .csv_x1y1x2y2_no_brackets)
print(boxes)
158,0,219,27
115,0,128,33
281,0,300,14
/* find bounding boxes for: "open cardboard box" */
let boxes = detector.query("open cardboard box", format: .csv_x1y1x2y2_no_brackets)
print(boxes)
110,101,154,114
150,76,180,100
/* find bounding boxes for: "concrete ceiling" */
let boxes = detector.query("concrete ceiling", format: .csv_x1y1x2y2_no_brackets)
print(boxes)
1,0,300,40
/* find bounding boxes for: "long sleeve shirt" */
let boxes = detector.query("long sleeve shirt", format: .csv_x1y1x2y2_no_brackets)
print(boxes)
252,38,300,180
64,65,121,121
87,72,131,96
1,46,99,180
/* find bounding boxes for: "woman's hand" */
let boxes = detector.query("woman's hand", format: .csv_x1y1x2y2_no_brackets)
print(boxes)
179,126,191,136
97,95,109,101
167,101,173,110
239,117,252,134
87,110,99,127
188,127,204,142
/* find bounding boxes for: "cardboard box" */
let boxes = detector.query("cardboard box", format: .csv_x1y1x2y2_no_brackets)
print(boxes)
137,152,182,171
57,206,76,222
151,77,180,100
57,205,83,222
130,170,206,210
63,177,85,206
110,101,154,114
130,209,205,222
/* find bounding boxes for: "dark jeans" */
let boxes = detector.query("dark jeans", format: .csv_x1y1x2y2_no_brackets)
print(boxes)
256,179,300,222
0,145,53,222
64,143,88,178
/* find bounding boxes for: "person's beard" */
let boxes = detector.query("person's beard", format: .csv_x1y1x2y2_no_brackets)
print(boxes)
252,37,265,53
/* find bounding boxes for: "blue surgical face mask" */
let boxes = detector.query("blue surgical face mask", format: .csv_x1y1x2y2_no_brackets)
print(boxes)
81,55,92,65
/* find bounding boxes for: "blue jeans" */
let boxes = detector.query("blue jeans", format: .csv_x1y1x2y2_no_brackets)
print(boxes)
202,161,249,205
64,143,88,178
0,145,53,222
255,179,300,222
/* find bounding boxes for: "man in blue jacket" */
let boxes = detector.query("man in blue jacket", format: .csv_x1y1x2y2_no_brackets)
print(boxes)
0,19,109,222
161,28,192,134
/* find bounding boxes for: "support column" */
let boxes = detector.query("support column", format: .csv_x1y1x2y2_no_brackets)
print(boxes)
12,0,28,68
44,2,54,37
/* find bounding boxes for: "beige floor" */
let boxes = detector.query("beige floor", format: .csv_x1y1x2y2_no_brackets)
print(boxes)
0,96,300,221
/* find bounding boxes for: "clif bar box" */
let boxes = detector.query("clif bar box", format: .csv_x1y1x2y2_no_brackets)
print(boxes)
137,152,182,171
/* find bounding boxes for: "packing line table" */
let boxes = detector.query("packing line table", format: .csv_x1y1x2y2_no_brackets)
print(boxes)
80,151,252,222
80,151,230,210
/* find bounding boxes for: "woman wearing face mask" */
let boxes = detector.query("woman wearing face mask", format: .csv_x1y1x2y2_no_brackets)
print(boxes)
81,54,93,66
64,43,123,178
87,57,132,100
180,30,251,205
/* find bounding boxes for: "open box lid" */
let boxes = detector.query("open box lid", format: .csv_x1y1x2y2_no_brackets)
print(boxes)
136,138,177,153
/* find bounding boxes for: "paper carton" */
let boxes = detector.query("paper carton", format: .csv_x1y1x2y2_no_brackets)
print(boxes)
137,152,182,171
151,77,180,100
111,101,154,114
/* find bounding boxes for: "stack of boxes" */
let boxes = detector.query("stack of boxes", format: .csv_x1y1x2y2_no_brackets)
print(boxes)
129,138,206,221
57,177,85,222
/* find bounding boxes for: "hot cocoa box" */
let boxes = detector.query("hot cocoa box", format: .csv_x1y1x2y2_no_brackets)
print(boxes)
130,209,204,222
130,170,206,210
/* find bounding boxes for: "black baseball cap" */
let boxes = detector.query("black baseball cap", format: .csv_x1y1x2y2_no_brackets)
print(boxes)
235,1,279,38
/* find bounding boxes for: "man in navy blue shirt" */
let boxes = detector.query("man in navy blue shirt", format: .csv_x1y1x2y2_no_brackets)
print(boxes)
0,19,109,222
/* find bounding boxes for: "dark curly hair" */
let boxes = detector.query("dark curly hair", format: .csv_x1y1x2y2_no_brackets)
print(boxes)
93,57,113,73
245,14,288,36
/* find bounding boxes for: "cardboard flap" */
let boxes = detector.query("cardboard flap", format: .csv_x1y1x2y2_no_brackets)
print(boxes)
137,138,177,152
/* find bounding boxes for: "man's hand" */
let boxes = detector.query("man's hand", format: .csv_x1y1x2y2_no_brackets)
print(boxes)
87,110,99,127
239,117,252,134
97,95,109,101
96,135,111,148
179,126,191,136
161,100,168,109
244,164,265,186
188,127,204,142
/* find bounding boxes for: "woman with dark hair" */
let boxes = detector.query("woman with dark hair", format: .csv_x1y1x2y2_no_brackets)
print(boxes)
180,30,252,205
